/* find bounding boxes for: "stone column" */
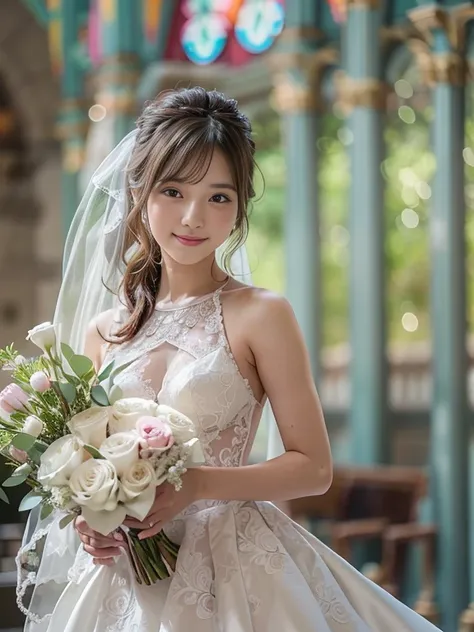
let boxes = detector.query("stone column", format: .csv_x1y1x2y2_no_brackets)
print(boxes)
409,6,474,631
96,0,142,145
342,0,389,465
52,0,89,234
266,3,337,460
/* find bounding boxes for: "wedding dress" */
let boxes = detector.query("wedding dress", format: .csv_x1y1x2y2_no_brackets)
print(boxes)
19,284,440,632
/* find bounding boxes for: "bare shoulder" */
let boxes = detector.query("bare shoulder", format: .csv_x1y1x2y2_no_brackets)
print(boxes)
86,308,116,341
224,282,295,330
84,309,117,365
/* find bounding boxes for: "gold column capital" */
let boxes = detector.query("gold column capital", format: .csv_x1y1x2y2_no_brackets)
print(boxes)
407,5,474,86
409,38,468,86
56,98,89,172
459,602,474,632
347,0,380,8
62,145,85,174
334,73,389,114
95,53,141,115
269,48,339,114
408,5,474,52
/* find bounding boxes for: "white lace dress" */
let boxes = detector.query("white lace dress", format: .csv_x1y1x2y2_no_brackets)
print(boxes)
18,286,440,631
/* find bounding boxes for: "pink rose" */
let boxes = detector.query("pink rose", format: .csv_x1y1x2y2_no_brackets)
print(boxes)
136,416,174,450
29,371,51,393
9,446,28,464
0,384,29,413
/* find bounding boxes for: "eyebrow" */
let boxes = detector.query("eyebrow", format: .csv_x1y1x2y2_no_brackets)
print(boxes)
210,183,237,192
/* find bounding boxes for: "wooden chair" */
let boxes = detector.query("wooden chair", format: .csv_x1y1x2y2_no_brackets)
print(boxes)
285,465,438,620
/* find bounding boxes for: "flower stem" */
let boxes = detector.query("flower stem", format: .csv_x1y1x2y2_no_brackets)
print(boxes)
126,529,173,585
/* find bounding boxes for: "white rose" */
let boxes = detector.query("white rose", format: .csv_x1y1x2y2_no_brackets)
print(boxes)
70,459,125,536
38,435,85,487
26,322,57,353
68,407,110,448
23,415,43,438
110,397,159,434
99,432,139,476
119,460,156,521
156,405,197,444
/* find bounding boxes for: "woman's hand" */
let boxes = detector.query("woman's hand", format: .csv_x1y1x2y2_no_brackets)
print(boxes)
74,515,126,567
123,470,201,540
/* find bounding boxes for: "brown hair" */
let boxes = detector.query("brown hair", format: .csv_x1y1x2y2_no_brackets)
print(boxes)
116,87,256,343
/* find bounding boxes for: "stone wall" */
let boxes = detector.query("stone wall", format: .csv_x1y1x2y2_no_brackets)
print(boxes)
0,0,61,389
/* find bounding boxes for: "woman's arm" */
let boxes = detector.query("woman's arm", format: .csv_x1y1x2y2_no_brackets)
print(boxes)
195,292,333,503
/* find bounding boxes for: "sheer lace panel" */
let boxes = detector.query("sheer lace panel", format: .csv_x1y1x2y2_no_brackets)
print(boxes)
103,290,262,468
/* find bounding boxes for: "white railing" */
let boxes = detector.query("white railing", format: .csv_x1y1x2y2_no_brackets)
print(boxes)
320,340,474,411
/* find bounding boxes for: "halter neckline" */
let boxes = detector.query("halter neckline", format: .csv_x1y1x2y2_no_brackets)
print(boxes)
154,278,230,312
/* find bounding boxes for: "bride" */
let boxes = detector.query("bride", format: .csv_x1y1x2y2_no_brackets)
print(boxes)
18,87,440,631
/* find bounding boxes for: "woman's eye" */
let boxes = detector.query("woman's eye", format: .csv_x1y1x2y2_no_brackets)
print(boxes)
162,188,181,198
211,194,230,203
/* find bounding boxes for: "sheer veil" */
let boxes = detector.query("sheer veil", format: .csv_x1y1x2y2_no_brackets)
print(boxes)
17,128,281,629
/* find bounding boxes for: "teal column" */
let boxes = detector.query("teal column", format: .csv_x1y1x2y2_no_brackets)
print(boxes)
270,3,331,385
459,18,474,632
410,8,470,632
345,1,388,464
97,0,142,144
53,1,89,234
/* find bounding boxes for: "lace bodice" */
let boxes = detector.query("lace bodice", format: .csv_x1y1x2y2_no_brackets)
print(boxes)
103,285,263,468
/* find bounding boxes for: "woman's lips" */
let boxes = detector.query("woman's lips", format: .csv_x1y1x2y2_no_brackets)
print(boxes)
173,234,208,247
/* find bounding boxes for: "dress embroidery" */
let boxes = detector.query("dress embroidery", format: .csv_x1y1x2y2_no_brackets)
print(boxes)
20,287,440,632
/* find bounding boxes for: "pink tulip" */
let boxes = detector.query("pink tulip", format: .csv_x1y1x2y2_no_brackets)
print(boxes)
9,446,27,464
136,416,174,450
0,384,29,413
29,371,51,393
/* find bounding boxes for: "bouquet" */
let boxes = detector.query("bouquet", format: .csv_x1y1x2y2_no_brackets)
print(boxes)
0,322,204,585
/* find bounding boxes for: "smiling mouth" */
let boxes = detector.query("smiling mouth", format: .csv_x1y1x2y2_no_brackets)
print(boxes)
173,234,208,246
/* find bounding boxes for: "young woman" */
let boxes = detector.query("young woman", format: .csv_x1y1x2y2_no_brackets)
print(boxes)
19,87,440,631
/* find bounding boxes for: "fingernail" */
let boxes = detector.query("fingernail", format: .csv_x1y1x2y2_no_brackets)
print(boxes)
113,532,124,541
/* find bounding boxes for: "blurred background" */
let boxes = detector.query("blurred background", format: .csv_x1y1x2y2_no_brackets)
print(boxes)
0,1,473,631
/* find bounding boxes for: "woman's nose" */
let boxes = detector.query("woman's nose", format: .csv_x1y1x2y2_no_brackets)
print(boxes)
181,201,204,229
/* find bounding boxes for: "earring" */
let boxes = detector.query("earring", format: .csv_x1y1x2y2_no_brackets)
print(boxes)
154,247,163,266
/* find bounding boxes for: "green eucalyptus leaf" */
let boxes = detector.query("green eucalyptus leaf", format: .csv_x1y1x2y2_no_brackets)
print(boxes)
12,433,37,452
28,447,42,465
40,503,54,520
59,382,76,403
69,355,94,378
19,490,43,512
91,385,110,407
61,343,75,362
64,373,81,386
83,444,105,459
97,360,115,383
83,365,97,384
34,441,48,454
59,513,76,529
108,384,123,404
0,487,9,504
2,463,32,487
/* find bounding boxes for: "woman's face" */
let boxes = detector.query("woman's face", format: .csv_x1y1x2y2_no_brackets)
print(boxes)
146,149,238,266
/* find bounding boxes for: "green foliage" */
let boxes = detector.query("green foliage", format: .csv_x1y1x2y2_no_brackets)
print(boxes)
83,444,105,459
3,463,32,487
59,513,76,529
12,433,37,452
91,384,110,406
18,490,43,512
248,87,474,347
